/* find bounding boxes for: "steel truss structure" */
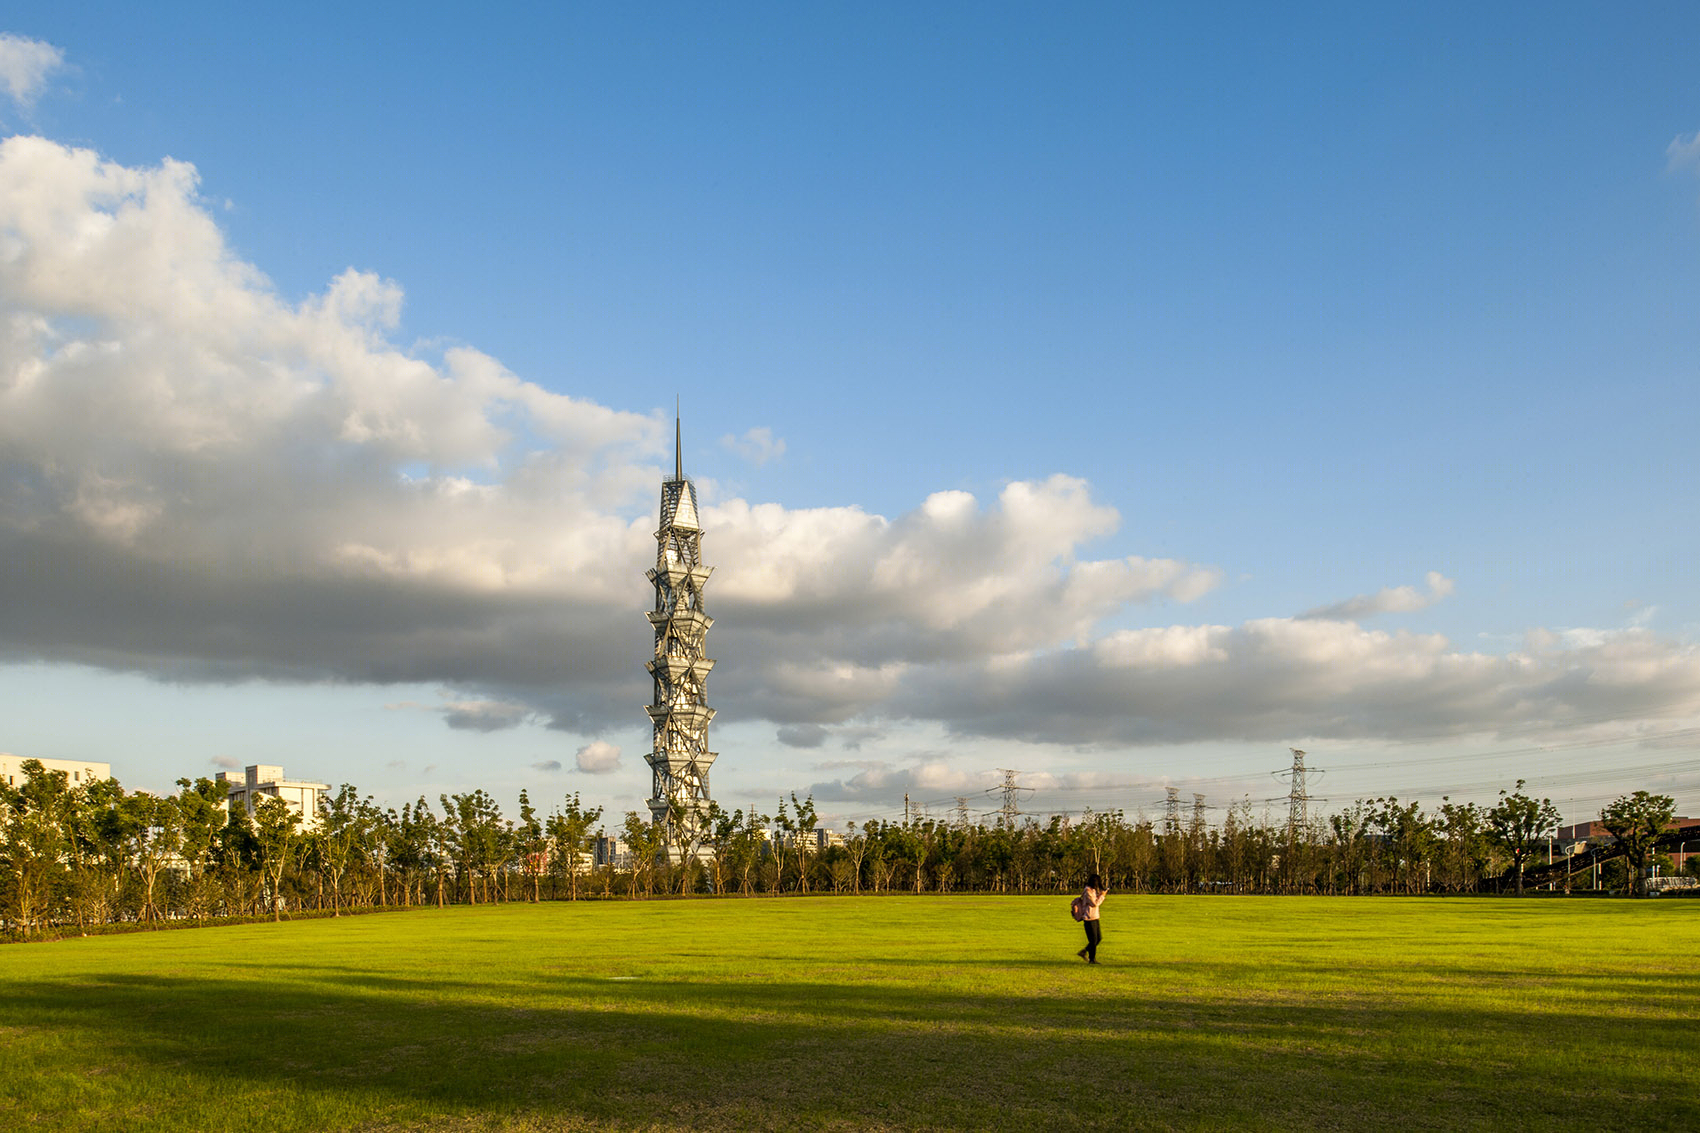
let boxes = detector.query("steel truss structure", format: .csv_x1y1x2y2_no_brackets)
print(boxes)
644,417,717,860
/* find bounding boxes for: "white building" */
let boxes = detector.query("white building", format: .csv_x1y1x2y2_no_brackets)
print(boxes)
217,765,327,831
0,753,113,789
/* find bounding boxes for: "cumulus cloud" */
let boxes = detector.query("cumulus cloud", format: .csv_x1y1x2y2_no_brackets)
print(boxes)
575,740,621,774
441,699,531,732
707,476,1223,725
210,755,241,770
0,136,663,726
0,34,63,111
721,426,785,466
1300,571,1455,621
3,137,1699,762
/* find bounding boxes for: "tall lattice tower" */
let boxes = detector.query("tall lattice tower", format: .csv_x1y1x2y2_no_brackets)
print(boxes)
1284,748,1311,838
644,415,717,860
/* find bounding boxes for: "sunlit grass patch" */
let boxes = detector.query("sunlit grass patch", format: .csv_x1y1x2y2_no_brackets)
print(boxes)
0,896,1695,1131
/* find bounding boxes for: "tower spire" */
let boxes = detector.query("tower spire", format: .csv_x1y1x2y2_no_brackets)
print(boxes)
674,399,682,482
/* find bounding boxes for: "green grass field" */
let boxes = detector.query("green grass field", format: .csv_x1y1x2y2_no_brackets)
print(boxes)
1,896,1695,1131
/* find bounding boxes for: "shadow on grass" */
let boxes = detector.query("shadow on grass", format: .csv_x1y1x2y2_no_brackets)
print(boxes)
2,963,1696,1132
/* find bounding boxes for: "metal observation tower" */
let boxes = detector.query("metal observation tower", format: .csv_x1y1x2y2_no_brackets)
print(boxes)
644,415,717,860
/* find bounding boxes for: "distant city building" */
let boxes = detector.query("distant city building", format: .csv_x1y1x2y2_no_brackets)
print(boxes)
644,413,718,860
770,828,844,852
594,834,630,869
0,753,113,789
218,765,328,831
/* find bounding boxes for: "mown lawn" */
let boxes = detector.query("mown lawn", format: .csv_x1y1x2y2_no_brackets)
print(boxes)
0,896,1694,1131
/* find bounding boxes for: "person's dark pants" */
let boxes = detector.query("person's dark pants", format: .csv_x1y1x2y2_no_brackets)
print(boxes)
1083,919,1101,962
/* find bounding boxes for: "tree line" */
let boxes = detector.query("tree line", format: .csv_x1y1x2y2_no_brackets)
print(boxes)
1,759,1689,939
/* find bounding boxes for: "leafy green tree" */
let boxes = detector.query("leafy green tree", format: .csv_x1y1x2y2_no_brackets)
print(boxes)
660,797,700,894
888,821,926,894
0,760,73,937
545,792,603,901
356,796,387,907
441,791,508,903
66,775,128,932
1600,791,1676,897
251,794,301,921
719,809,767,895
620,811,663,898
173,777,229,917
318,784,375,914
1370,797,1438,895
842,820,870,895
1487,781,1561,895
771,797,796,892
383,799,434,907
515,790,548,902
118,791,182,924
1327,803,1371,895
214,803,263,916
698,800,732,894
787,793,818,893
1435,798,1490,893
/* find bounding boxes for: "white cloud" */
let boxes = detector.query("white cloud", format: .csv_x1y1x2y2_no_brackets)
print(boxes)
1668,130,1700,172
575,740,621,774
1299,571,1454,621
0,34,62,111
721,426,786,466
3,137,1699,765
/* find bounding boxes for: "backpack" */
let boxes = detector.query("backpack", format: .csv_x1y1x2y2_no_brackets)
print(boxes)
1070,895,1085,922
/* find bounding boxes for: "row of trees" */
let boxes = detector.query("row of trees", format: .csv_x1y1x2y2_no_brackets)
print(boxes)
0,761,610,938
1,759,1688,938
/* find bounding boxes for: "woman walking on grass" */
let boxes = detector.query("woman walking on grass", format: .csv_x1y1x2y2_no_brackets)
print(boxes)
1077,872,1107,963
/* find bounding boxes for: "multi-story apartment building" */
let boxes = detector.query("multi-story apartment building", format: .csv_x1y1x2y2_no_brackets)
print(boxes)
217,765,328,831
0,753,113,789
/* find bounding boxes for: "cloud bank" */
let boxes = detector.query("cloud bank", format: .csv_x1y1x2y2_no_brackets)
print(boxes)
3,137,1699,758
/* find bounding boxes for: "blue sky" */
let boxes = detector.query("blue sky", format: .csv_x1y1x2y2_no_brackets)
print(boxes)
2,5,1699,829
